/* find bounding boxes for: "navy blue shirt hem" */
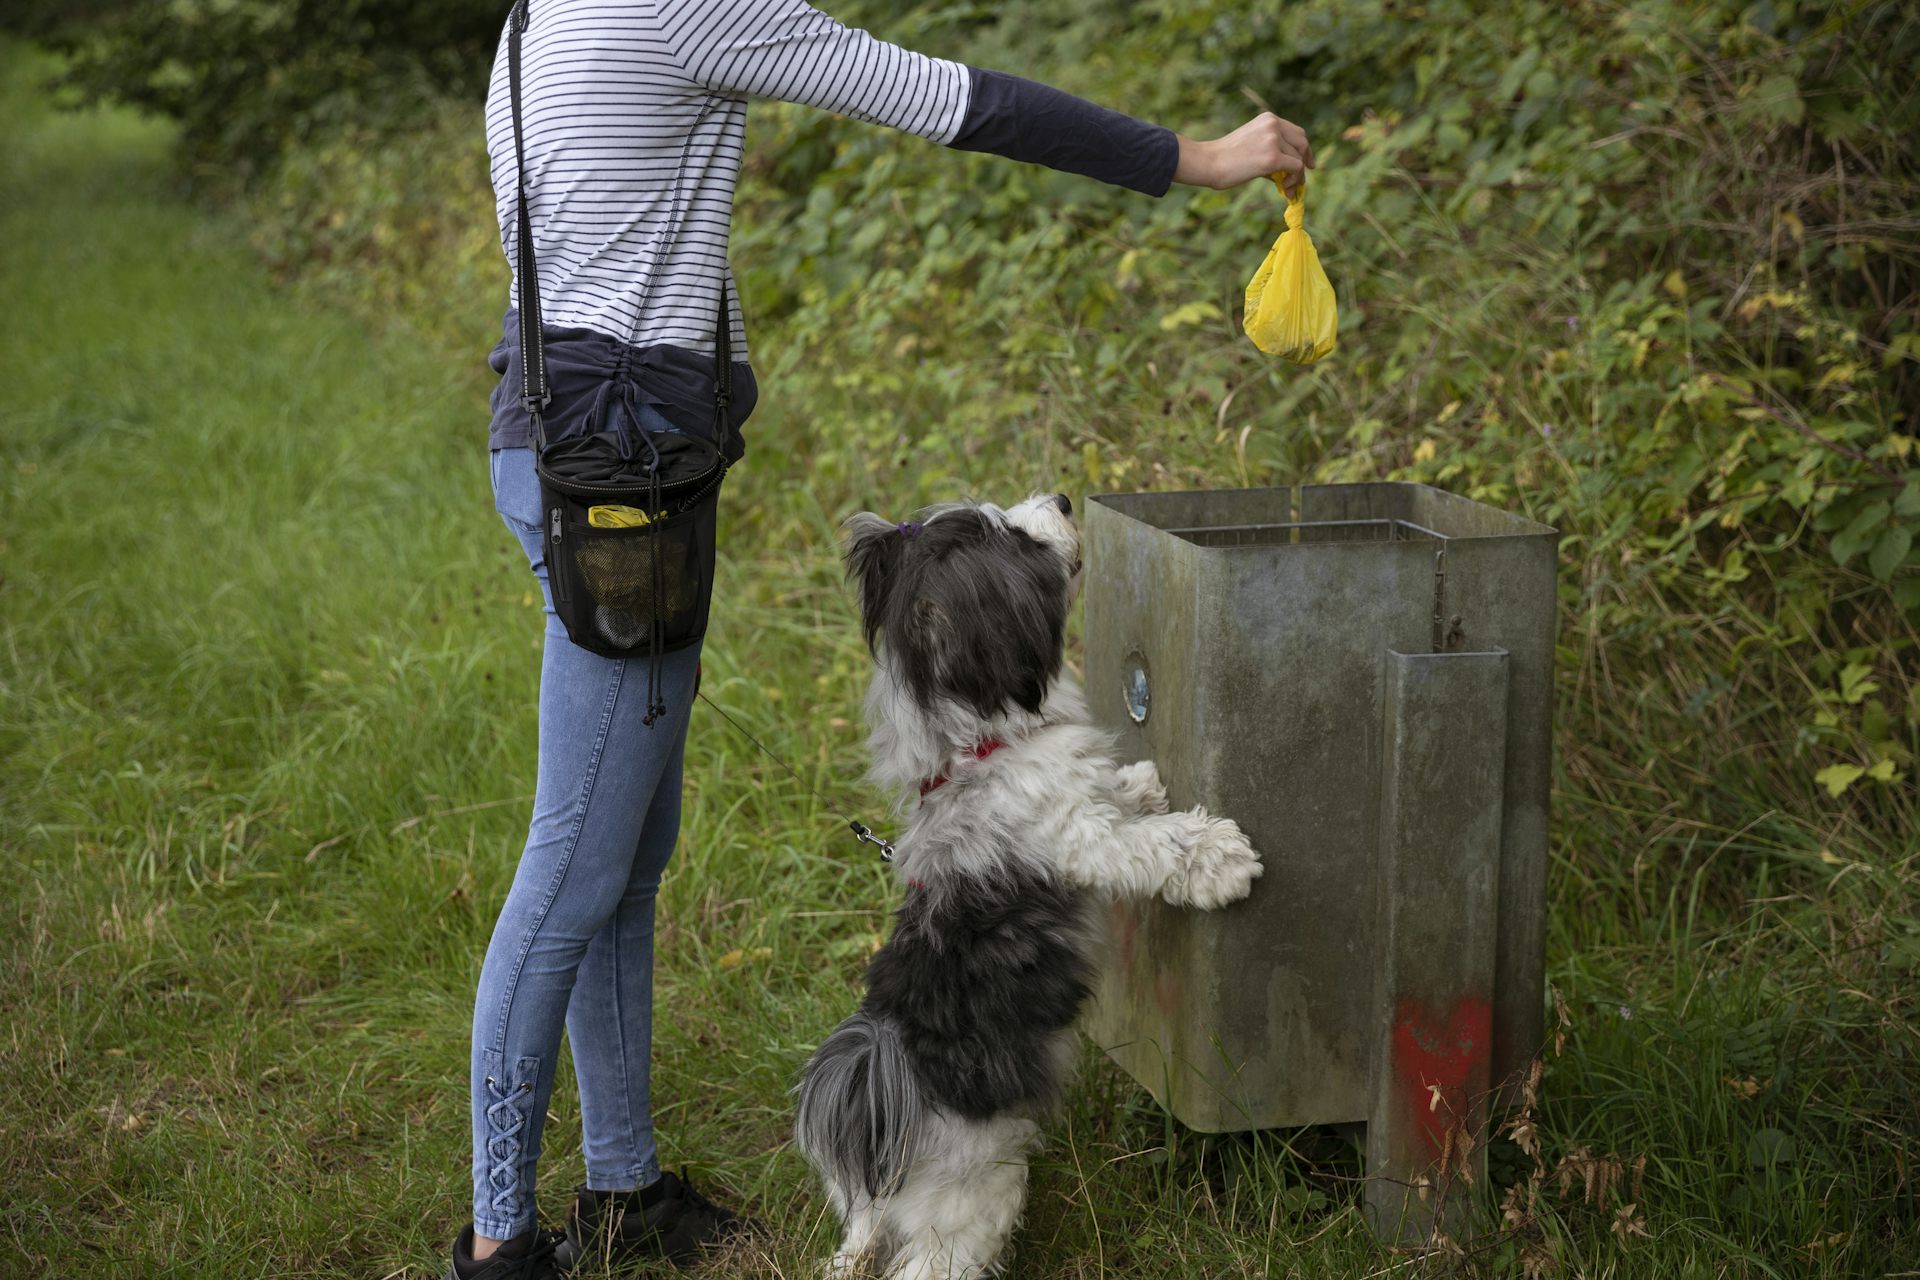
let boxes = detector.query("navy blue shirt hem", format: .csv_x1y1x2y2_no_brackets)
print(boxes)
487,309,755,462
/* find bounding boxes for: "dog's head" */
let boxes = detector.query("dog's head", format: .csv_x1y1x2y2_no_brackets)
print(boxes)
843,495,1081,719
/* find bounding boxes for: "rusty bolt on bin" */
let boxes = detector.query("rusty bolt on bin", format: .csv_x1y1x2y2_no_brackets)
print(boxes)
1081,483,1558,1246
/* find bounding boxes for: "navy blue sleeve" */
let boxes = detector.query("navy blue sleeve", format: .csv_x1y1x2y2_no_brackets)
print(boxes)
945,67,1179,197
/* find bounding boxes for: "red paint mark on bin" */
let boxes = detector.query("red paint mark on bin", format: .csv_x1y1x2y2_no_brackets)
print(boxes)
1390,996,1492,1157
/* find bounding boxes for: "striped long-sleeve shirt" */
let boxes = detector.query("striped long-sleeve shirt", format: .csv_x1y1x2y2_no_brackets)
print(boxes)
484,0,1179,455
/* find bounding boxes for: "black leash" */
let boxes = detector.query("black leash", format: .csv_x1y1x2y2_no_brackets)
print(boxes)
696,691,896,861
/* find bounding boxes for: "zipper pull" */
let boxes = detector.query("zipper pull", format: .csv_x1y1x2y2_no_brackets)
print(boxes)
550,508,563,543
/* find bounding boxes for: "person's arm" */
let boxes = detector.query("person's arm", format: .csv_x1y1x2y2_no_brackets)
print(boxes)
662,0,1311,196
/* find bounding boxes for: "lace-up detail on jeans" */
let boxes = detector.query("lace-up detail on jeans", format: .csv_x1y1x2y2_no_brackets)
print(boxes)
483,1073,536,1222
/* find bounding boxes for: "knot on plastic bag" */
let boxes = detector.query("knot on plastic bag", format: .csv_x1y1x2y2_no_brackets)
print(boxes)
1243,177,1337,365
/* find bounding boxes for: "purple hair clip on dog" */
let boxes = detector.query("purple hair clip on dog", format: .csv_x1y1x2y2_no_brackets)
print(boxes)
897,521,924,540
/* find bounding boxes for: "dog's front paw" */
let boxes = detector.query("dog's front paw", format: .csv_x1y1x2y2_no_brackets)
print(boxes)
1162,809,1263,910
1114,760,1170,816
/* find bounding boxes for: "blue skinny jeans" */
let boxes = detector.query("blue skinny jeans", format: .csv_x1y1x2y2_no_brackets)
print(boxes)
472,417,701,1239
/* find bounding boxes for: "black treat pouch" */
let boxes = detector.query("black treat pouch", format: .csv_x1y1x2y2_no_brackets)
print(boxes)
537,425,725,664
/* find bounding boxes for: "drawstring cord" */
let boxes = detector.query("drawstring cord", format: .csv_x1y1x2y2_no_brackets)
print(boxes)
643,459,667,724
583,356,675,727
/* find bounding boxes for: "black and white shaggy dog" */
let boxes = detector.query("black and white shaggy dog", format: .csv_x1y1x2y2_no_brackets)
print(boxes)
794,494,1262,1279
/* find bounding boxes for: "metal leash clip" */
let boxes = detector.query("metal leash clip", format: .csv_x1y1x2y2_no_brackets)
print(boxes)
849,820,895,862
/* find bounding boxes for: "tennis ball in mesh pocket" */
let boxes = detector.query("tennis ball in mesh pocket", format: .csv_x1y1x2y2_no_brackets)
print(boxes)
573,536,698,619
592,604,649,649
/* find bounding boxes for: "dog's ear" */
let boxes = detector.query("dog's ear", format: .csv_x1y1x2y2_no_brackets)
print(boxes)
843,512,905,652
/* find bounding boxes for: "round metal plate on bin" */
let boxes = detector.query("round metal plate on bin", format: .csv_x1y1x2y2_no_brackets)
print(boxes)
1123,653,1150,723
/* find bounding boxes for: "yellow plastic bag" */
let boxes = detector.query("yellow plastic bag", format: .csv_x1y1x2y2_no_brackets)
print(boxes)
1243,177,1337,364
587,503,660,528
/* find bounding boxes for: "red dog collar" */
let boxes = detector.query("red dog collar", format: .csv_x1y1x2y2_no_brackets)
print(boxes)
918,738,1007,799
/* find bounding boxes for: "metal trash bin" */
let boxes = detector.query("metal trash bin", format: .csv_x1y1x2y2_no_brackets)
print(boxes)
1081,483,1557,1242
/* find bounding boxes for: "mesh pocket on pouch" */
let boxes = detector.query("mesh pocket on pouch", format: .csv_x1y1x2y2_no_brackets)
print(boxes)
544,488,718,659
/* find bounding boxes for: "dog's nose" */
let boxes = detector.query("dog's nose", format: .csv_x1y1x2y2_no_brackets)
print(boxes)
1053,493,1073,516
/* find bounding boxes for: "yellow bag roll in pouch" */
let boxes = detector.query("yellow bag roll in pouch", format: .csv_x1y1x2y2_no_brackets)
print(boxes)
587,504,659,528
1243,177,1337,364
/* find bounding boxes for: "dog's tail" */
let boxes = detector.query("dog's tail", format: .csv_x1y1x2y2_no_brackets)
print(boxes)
794,1011,926,1200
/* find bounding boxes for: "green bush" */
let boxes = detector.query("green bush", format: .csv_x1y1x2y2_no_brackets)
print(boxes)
52,0,505,179
0,0,141,41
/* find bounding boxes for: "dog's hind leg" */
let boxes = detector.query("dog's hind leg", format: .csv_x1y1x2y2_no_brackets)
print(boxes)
826,1192,886,1278
884,1115,1035,1280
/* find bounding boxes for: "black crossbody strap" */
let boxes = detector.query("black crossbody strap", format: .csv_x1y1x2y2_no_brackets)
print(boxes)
508,0,549,432
713,276,733,418
508,0,734,453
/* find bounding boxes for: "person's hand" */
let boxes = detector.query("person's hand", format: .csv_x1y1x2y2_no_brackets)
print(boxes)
1174,113,1314,195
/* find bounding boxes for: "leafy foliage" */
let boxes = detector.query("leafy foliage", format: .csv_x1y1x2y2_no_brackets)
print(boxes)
0,0,141,41
51,0,505,177
726,0,1920,790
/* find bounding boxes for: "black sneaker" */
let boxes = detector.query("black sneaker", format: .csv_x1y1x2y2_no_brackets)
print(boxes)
554,1169,755,1271
444,1224,565,1280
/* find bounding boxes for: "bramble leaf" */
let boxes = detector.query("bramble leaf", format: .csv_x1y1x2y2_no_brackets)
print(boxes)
1869,527,1911,581
1814,763,1864,796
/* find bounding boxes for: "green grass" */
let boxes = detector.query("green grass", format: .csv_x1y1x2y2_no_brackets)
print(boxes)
3,38,1916,1280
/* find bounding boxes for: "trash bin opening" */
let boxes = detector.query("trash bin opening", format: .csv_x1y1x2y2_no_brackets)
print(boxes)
1161,518,1449,549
